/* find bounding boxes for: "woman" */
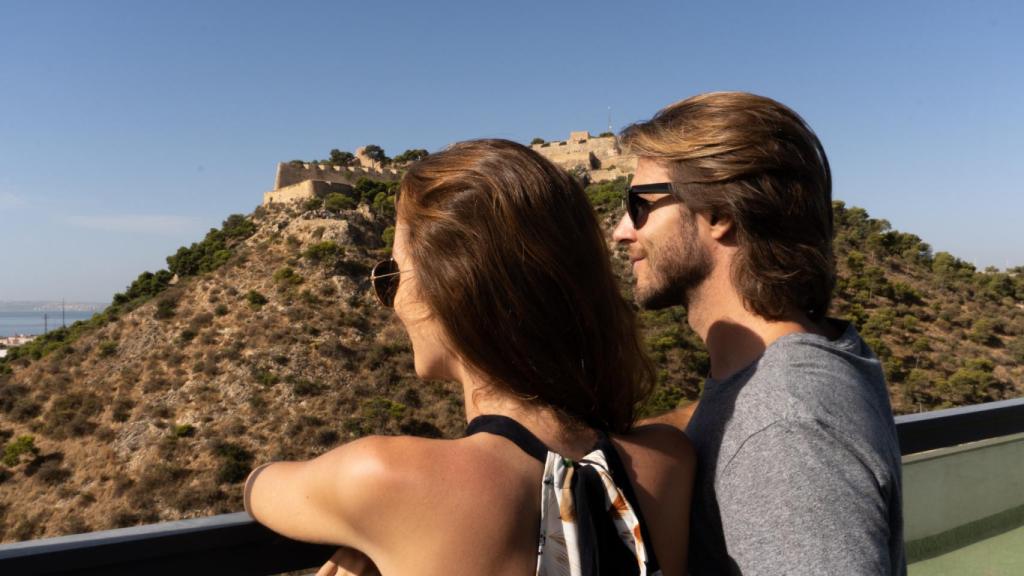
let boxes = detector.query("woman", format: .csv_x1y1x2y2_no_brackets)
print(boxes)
245,139,695,576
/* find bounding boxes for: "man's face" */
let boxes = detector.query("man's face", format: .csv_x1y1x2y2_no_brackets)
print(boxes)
613,158,712,309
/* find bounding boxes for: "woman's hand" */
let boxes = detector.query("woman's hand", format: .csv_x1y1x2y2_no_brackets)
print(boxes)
316,547,381,576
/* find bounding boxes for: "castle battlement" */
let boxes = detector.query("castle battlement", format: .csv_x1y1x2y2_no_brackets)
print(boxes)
264,161,401,206
274,162,400,190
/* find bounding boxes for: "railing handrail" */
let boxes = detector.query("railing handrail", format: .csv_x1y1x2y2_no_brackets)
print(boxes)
3,398,1024,575
894,397,1024,455
0,512,334,576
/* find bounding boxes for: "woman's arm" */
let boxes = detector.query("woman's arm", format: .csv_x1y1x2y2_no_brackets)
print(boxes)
244,436,396,549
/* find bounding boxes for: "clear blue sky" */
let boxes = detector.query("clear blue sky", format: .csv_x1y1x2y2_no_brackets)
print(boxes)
1,0,1021,303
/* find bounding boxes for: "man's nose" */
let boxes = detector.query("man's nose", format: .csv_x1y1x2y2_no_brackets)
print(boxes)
612,213,636,244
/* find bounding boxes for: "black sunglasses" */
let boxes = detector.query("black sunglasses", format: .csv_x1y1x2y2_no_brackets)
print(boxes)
627,183,680,228
369,258,410,307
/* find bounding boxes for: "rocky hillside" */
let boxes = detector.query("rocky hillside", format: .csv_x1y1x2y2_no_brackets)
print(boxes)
1,177,1022,542
0,184,466,541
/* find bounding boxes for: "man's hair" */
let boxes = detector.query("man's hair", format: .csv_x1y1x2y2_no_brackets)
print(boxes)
620,92,835,321
398,139,654,433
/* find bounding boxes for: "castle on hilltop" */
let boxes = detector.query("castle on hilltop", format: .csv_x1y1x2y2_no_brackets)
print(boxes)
263,135,635,206
262,146,401,206
530,131,636,183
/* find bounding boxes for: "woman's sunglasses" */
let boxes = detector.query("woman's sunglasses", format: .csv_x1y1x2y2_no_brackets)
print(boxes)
369,258,411,307
627,183,680,229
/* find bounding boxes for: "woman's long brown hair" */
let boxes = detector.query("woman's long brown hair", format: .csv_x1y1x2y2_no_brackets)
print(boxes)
397,139,654,433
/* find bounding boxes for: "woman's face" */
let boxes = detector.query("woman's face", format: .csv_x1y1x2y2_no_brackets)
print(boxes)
391,221,458,381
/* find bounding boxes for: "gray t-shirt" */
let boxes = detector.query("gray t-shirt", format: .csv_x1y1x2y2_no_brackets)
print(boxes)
686,322,905,575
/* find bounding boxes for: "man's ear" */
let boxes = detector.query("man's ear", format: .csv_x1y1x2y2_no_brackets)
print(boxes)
708,213,734,241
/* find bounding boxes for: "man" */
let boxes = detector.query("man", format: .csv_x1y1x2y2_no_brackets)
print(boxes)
615,92,905,575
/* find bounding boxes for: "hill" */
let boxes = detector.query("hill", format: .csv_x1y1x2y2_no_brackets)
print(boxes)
0,177,1022,541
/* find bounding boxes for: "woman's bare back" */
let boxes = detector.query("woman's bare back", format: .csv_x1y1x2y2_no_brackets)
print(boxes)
358,423,695,576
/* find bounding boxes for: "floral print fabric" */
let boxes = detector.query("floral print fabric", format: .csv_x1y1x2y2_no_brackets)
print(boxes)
537,449,661,576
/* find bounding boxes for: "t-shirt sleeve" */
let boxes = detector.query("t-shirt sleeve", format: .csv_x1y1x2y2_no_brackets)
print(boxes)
715,418,897,575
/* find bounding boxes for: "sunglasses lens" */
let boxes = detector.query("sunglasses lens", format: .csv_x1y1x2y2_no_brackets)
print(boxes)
628,194,648,228
627,183,676,229
371,259,400,307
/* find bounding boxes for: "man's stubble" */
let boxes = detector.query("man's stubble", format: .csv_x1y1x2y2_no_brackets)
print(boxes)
635,212,713,311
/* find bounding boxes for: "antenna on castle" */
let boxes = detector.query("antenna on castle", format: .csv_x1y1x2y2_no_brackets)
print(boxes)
607,106,612,134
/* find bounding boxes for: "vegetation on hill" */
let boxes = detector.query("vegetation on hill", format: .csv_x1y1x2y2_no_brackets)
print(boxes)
0,173,1021,542
293,146,430,169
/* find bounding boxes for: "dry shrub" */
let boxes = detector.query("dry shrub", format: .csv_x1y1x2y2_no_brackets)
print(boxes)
34,458,72,485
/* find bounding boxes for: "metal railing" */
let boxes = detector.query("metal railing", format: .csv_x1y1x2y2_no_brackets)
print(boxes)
0,512,334,576
895,397,1024,455
3,398,1024,575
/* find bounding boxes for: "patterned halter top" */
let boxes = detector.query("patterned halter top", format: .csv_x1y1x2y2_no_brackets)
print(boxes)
465,415,663,576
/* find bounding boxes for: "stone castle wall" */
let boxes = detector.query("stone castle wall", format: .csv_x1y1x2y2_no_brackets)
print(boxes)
531,133,636,183
263,180,357,206
274,162,400,190
266,131,636,207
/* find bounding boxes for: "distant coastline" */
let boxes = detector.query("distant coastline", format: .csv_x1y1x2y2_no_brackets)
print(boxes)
0,302,103,338
0,300,105,313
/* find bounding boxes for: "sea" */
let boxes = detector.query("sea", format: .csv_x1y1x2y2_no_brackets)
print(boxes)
0,310,99,338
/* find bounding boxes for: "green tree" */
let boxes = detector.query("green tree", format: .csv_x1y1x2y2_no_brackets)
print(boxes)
846,251,866,274
214,441,253,483
968,317,1000,346
245,291,268,309
942,363,996,405
303,241,343,264
329,149,355,166
362,144,389,167
890,281,923,305
273,267,303,286
165,215,254,278
1008,335,1024,363
530,137,545,145
862,307,896,339
393,149,429,164
382,226,396,248
910,337,930,367
324,193,355,212
113,269,174,305
585,177,628,213
2,435,38,466
354,177,393,204
372,191,396,219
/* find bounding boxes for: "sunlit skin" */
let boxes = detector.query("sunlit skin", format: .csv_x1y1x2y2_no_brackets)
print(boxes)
389,224,460,383
245,215,695,576
614,158,835,430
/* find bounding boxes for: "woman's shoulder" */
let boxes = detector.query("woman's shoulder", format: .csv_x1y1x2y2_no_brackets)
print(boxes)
341,432,540,503
333,434,476,490
609,424,696,576
348,432,542,548
612,423,696,470
608,424,696,519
